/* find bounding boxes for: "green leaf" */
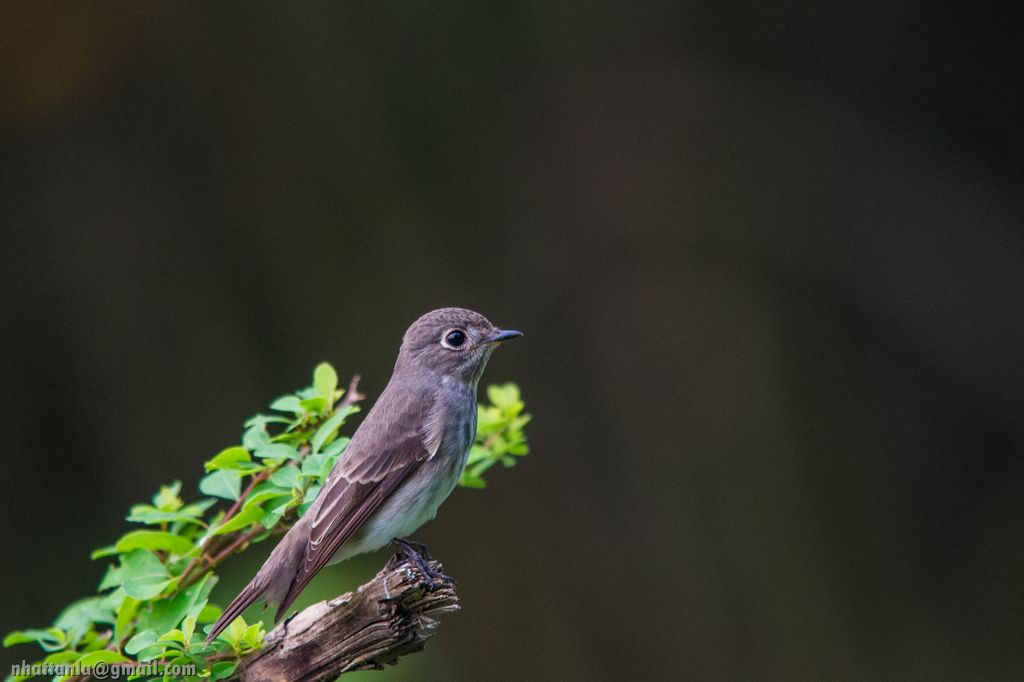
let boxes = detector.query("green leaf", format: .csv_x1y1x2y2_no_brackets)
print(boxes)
197,604,222,624
244,413,292,428
242,422,272,450
269,395,302,413
212,505,263,536
54,596,114,643
298,483,321,516
311,407,349,454
90,545,116,559
45,651,82,662
205,446,251,472
313,362,338,402
459,472,487,488
76,649,130,666
114,596,139,648
269,465,301,490
210,661,239,680
319,453,343,481
489,434,508,455
322,435,350,457
465,444,489,465
300,440,344,481
242,488,291,510
127,499,215,526
44,650,83,668
105,531,194,556
260,502,289,530
487,383,519,409
213,616,265,653
98,564,123,591
254,443,300,460
97,587,128,616
182,613,198,643
124,629,160,654
199,470,242,500
240,621,264,650
299,396,327,413
119,550,174,600
158,628,186,644
509,414,532,430
476,405,503,432
470,458,493,477
137,574,213,636
508,441,529,455
300,453,326,478
218,615,248,647
153,482,184,512
3,628,65,650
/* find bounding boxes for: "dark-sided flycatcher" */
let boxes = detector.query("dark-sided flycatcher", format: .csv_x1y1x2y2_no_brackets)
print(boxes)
206,308,522,642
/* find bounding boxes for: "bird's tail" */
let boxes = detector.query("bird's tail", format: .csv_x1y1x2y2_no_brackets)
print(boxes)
204,522,309,644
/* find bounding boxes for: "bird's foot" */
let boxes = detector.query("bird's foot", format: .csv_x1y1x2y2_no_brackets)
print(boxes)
392,538,455,591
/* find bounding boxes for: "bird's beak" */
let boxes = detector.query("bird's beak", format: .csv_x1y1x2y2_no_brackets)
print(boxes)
481,329,523,344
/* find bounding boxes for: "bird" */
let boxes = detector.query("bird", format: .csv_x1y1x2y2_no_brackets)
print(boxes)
205,307,522,643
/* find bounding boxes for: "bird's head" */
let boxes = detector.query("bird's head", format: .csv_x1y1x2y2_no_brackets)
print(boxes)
396,307,522,386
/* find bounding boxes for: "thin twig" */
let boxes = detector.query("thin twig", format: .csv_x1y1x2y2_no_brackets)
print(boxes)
340,374,364,408
223,471,269,525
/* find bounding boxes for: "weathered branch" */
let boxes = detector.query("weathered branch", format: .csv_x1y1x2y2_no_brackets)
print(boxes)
230,550,459,681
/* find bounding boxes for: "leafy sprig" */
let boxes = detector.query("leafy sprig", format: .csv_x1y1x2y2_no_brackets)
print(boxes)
460,384,531,488
5,364,530,681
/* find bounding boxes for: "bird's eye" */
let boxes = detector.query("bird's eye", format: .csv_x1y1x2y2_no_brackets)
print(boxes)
442,329,467,349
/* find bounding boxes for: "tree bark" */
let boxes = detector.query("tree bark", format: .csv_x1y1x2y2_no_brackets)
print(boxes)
230,550,459,681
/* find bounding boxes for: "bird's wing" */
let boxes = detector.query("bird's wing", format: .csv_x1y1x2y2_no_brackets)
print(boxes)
275,392,442,619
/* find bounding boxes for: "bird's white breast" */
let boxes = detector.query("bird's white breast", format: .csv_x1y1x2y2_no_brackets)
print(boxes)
329,384,476,563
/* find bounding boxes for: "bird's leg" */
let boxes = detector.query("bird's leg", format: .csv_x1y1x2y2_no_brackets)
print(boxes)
393,538,437,591
392,538,455,591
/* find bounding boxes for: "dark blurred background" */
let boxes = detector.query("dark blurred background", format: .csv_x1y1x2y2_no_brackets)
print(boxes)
2,3,1022,680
